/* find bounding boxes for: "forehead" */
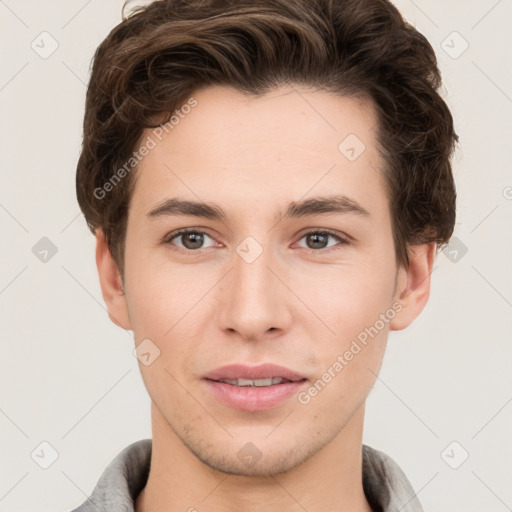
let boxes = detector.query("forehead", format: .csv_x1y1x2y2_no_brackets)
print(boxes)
130,85,385,216
169,85,378,161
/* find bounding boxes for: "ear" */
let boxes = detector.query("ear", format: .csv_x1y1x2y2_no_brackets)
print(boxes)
95,229,132,331
389,242,436,331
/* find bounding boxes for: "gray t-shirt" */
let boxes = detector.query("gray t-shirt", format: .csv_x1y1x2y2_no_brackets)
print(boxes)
70,439,423,512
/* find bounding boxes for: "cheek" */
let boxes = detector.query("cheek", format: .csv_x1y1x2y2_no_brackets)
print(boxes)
123,251,201,338
293,256,395,393
298,316,388,418
304,347,384,423
124,261,211,388
294,261,396,339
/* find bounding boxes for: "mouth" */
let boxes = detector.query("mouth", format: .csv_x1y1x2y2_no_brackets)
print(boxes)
202,364,308,412
203,363,306,382
211,377,302,387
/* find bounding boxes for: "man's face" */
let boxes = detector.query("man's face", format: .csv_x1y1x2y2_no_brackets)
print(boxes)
118,85,405,475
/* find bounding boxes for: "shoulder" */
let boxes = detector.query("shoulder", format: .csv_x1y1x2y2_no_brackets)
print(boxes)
69,438,152,512
362,445,424,512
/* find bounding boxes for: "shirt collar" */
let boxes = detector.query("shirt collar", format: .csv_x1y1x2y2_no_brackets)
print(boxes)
71,439,423,512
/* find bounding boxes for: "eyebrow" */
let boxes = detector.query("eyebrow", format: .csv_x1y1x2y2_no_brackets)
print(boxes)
146,194,370,221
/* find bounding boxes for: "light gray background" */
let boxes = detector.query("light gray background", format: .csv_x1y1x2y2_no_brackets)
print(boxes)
1,1,511,511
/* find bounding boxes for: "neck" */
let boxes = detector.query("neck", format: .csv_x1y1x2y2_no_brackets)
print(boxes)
135,403,372,512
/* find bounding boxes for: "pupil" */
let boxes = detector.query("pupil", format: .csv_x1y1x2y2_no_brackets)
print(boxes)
180,233,329,250
184,232,203,249
308,233,327,249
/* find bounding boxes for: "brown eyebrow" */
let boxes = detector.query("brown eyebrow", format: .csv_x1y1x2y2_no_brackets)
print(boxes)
147,198,225,220
283,195,370,218
146,194,370,221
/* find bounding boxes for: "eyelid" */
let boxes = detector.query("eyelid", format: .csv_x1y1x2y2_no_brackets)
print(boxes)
163,227,352,254
295,228,352,244
292,228,352,253
162,227,218,248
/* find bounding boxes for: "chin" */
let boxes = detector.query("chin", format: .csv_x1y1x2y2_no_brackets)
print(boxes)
181,431,327,477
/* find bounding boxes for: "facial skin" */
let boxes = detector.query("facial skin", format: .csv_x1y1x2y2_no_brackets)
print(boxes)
96,85,435,512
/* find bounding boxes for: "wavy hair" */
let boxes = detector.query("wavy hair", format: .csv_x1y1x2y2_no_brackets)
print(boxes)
76,0,458,276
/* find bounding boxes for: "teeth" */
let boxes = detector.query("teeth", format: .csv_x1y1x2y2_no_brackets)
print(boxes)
218,377,285,387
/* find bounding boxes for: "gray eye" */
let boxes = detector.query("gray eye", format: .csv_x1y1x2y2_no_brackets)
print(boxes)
297,232,341,250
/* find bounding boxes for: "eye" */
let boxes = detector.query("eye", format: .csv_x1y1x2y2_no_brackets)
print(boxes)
295,230,350,252
163,228,351,254
164,229,217,251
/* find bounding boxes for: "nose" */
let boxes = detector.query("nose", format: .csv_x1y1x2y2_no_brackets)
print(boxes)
216,239,291,342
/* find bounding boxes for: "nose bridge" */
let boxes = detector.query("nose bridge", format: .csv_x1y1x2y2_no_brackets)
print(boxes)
218,234,287,339
233,234,278,310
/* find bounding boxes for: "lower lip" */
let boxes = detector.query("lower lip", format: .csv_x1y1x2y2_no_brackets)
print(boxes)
203,379,307,412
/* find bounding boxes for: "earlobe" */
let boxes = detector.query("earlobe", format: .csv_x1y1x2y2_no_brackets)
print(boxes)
95,229,133,330
390,242,436,331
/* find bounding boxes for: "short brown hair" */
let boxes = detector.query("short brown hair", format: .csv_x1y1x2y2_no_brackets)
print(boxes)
76,0,458,277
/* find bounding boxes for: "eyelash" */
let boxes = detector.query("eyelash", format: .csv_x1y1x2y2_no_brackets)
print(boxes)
163,228,351,255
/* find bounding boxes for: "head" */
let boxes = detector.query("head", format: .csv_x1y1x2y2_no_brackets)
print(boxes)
77,0,457,476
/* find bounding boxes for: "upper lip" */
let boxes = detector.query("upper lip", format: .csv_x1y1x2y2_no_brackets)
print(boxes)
203,364,306,382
